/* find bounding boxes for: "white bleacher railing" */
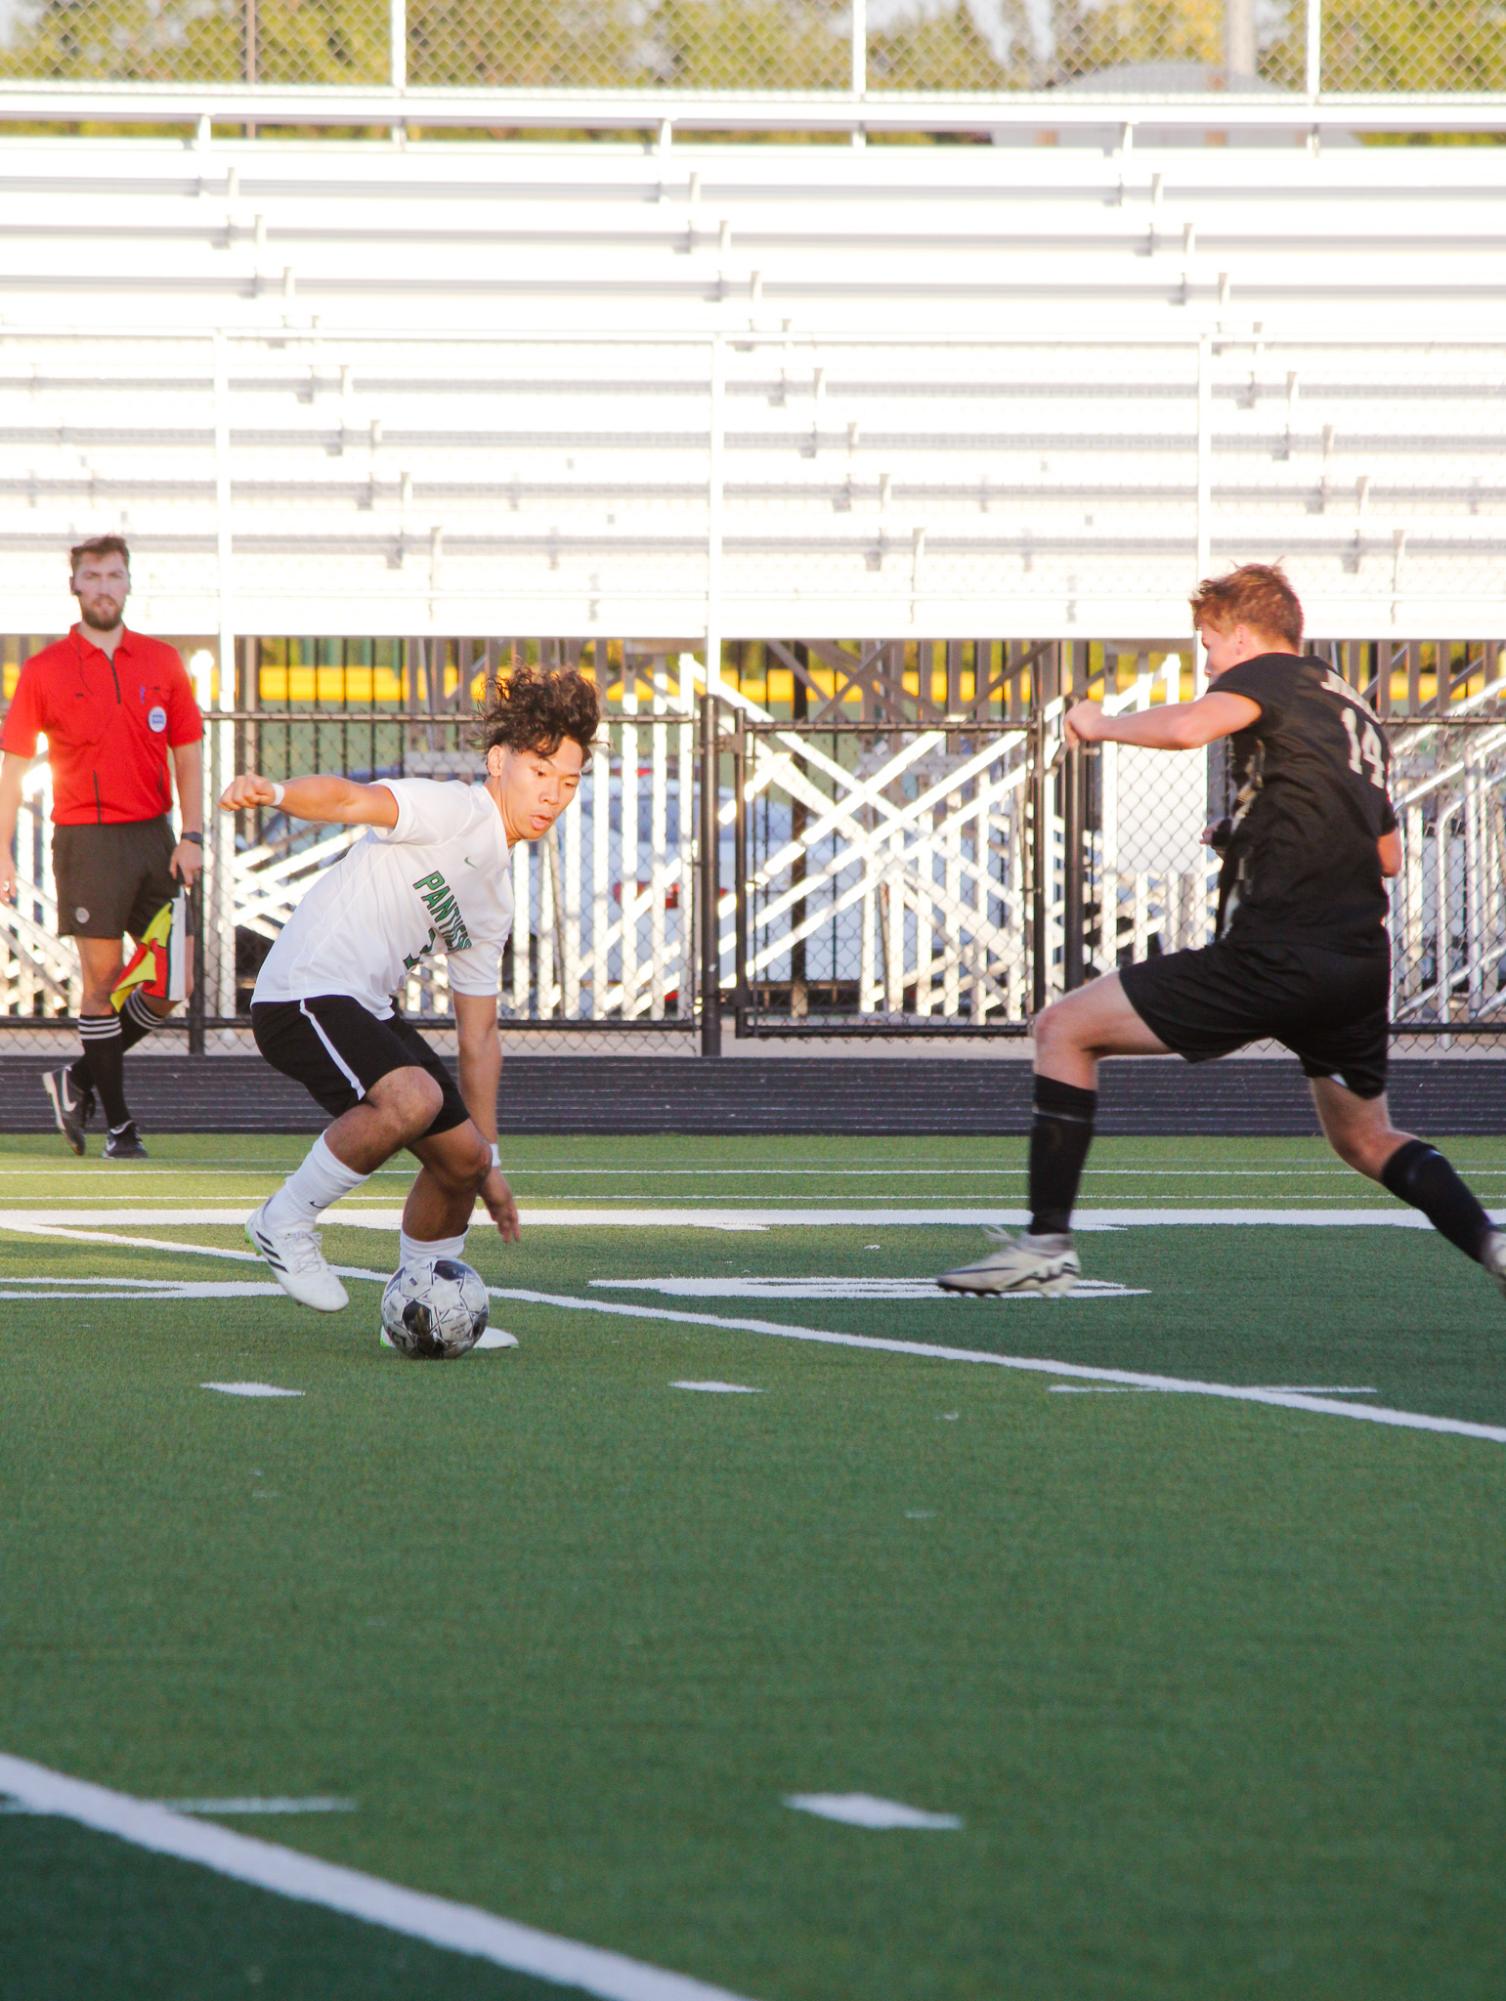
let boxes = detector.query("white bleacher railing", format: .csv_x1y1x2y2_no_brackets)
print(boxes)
2,86,1504,144
2,328,1504,643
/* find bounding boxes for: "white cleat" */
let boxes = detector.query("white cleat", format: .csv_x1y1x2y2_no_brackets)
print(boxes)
246,1204,349,1314
378,1326,518,1350
936,1228,1081,1298
1480,1229,1506,1301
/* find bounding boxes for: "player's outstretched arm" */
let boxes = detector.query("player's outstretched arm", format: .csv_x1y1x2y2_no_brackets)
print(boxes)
218,772,399,828
1065,689,1261,752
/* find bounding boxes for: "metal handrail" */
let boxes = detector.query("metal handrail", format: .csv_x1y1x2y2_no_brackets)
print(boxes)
3,83,1505,141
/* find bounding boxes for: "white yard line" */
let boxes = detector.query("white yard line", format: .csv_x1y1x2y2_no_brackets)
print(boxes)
0,1754,757,2001
0,1794,355,1817
7,1166,1503,1180
4,1217,1502,1447
0,1206,1448,1232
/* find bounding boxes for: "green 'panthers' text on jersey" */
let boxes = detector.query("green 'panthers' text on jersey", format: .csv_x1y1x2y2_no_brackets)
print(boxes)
252,778,513,1018
1213,652,1397,955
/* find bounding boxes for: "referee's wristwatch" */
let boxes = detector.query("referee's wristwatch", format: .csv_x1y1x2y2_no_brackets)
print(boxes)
181,832,204,845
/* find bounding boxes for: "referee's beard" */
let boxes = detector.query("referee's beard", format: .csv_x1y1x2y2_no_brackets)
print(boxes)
78,598,124,632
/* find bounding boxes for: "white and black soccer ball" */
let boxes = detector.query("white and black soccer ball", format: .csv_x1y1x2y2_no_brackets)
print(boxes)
380,1257,490,1360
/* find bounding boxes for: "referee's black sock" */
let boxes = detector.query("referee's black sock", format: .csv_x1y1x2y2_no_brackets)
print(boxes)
1028,1075,1098,1238
76,1015,129,1130
117,989,161,1054
70,994,160,1101
1380,1138,1493,1263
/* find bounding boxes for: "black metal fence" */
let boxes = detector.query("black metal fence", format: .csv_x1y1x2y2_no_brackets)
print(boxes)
5,636,1506,1057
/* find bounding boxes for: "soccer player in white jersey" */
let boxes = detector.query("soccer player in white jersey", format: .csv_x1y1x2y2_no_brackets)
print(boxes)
220,666,598,1327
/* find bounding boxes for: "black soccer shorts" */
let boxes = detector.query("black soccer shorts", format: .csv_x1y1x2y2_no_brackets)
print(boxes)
250,995,471,1136
52,816,178,939
1118,934,1391,1100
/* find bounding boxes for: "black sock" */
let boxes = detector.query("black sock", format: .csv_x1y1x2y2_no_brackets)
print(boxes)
117,989,161,1053
77,1015,129,1128
1380,1138,1493,1263
1029,1075,1097,1237
71,995,159,1106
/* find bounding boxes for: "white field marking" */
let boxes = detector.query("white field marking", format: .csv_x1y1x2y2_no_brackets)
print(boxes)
474,1328,518,1351
457,1166,1498,1179
0,1207,1446,1233
10,1221,1506,1448
1049,1383,1379,1397
671,1380,765,1394
593,1276,1146,1302
10,1164,1497,1180
0,1279,284,1302
161,1797,355,1815
0,1795,355,1817
0,1753,759,2001
201,1383,304,1399
785,1794,961,1832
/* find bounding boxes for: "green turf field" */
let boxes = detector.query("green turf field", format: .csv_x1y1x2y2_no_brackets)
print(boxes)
2,1133,1502,2001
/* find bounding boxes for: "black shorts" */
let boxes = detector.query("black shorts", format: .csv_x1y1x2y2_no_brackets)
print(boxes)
1119,934,1391,1100
53,817,177,939
250,996,470,1137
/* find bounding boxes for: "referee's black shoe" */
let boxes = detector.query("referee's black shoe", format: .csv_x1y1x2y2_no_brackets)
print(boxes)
42,1066,94,1157
103,1120,149,1160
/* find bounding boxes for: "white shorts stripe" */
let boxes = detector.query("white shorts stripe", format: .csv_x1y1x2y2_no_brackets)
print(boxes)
297,1000,365,1097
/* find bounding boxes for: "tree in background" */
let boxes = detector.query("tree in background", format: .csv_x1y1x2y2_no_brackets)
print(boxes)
4,0,388,82
1,0,1501,95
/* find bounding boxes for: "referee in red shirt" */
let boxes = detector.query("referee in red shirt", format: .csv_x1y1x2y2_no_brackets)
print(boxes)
0,537,204,1157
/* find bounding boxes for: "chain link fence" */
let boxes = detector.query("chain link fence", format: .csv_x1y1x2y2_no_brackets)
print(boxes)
5,639,1506,1051
1,0,1500,93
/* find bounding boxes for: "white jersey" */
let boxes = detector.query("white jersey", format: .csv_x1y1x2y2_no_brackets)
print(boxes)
252,779,514,1019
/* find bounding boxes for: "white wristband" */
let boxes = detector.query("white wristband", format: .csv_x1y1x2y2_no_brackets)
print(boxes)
269,782,285,807
489,1143,502,1170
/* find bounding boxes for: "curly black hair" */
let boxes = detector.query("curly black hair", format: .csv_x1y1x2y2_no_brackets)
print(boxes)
472,663,599,760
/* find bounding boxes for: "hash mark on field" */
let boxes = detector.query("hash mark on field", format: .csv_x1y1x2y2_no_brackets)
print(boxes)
672,1381,765,1394
786,1794,961,1831
201,1382,304,1399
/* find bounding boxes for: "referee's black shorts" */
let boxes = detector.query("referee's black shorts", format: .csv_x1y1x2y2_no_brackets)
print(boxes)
250,996,470,1137
1118,933,1391,1100
53,816,177,939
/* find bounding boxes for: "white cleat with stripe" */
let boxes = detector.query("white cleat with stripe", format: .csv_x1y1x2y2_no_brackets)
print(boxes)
936,1228,1081,1298
245,1204,350,1313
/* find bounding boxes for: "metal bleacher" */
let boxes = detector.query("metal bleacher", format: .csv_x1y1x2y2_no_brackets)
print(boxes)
2,134,1505,640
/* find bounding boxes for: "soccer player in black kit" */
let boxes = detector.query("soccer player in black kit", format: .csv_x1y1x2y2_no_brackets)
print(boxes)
939,562,1504,1298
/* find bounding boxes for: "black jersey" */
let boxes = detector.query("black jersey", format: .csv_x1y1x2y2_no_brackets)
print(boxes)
1212,652,1397,954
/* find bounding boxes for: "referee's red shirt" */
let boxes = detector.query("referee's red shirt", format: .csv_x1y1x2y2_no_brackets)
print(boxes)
1,626,203,825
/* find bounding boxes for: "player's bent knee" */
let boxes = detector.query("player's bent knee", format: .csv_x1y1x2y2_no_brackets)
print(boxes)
1031,999,1067,1053
369,1067,445,1137
425,1133,490,1195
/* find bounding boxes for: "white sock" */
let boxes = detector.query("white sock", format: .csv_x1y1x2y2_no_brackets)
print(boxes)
262,1134,370,1231
399,1229,468,1268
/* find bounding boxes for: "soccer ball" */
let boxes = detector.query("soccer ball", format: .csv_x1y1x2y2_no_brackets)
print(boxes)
380,1257,490,1360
